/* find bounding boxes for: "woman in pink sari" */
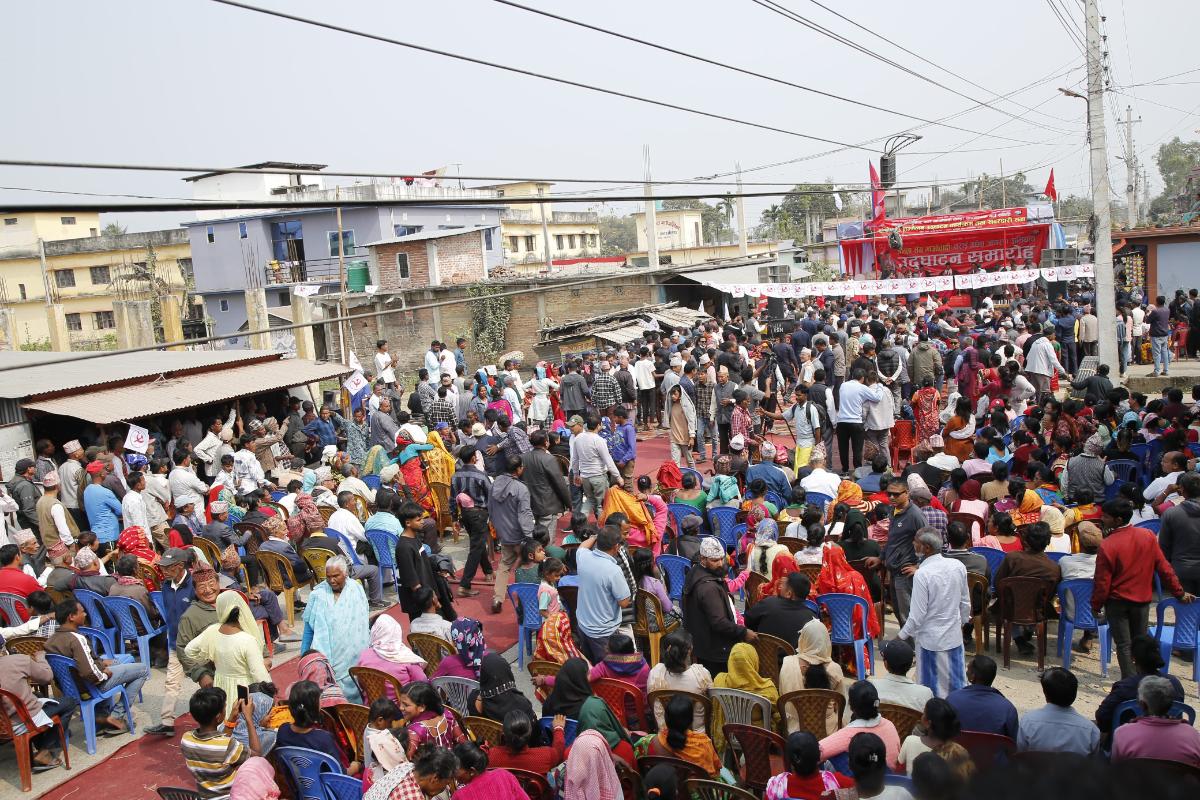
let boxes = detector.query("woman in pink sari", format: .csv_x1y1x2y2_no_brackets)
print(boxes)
452,742,527,800
912,376,942,445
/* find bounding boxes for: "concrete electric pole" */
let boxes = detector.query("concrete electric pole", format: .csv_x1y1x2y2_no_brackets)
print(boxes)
1085,0,1118,371
1117,105,1141,229
643,146,659,270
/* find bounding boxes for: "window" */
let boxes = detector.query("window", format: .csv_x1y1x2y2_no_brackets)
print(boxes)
483,228,494,250
568,234,577,249
54,270,76,288
394,225,423,237
18,284,26,300
239,222,248,239
524,235,536,252
276,290,290,305
89,265,110,284
270,219,304,262
206,225,215,244
89,228,98,236
3,218,16,226
219,299,230,312
508,236,520,251
65,313,82,331
178,257,194,281
555,234,564,250
496,189,505,197
437,225,463,230
327,230,355,257
60,216,76,225
588,234,598,248
396,253,411,280
93,310,115,329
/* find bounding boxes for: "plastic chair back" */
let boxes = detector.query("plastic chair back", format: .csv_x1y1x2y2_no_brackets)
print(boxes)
274,746,344,800
667,503,702,535
636,755,707,800
680,467,705,489
537,715,579,746
191,536,224,567
1113,699,1197,727
948,512,986,542
363,474,382,490
508,768,552,800
324,703,370,762
957,730,1016,770
301,546,337,584
778,689,845,738
0,592,29,626
707,506,739,551
656,554,692,602
971,546,1006,588
777,536,805,554
319,773,363,800
462,715,503,746
592,677,645,730
365,529,399,571
722,723,785,793
1140,518,1162,536
648,689,713,737
752,632,794,687
879,702,923,741
805,492,833,512
884,774,915,790
764,490,787,511
74,588,119,652
431,676,479,716
710,687,773,729
103,594,167,666
327,529,363,565
1151,597,1200,681
407,633,455,671
685,780,757,800
1108,458,1142,485
348,666,405,706
255,549,301,593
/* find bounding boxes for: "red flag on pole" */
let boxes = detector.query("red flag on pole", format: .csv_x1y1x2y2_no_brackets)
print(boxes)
1044,169,1058,202
869,161,887,229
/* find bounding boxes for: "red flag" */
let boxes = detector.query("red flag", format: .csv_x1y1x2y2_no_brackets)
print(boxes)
1044,169,1058,202
869,161,887,229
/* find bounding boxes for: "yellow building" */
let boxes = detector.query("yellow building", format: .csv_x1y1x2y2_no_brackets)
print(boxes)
0,221,194,349
0,211,102,254
477,181,601,269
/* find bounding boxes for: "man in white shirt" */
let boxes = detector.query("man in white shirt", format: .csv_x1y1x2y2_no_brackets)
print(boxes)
1024,324,1069,403
869,639,935,711
193,408,237,480
835,367,885,472
327,490,367,545
121,471,151,534
633,351,657,430
337,464,376,505
167,451,209,503
439,346,456,384
568,414,620,519
899,528,972,698
1143,450,1187,504
375,339,397,386
799,452,841,498
424,341,442,382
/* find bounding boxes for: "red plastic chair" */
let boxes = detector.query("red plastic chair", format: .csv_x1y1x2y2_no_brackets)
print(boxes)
957,730,1016,771
890,420,917,467
722,723,785,794
591,677,646,730
0,687,71,791
507,768,552,800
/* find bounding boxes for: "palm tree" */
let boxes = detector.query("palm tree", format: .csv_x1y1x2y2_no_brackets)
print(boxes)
716,195,735,228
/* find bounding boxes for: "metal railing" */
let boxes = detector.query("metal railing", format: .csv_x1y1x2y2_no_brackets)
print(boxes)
263,255,355,285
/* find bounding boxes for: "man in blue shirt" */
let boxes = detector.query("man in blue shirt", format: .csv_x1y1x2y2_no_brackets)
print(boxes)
82,459,123,545
573,527,631,663
946,654,1019,739
835,367,885,472
1017,667,1100,755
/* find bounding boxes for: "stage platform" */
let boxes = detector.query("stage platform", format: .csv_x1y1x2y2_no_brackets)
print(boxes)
1122,360,1200,394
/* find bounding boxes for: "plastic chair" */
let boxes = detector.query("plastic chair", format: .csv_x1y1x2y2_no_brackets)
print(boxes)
73,589,119,654
364,529,401,600
508,768,552,800
884,774,915,790
591,678,645,730
1140,518,1162,536
667,502,702,535
722,723,785,794
0,686,70,791
948,512,986,543
363,474,382,490
348,666,405,706
778,536,805,554
806,492,834,512
149,590,167,623
4,635,46,659
103,595,168,668
996,577,1051,669
636,755,707,800
1113,699,1197,727
319,773,363,800
156,789,201,800
1056,578,1112,676
431,676,478,716
729,523,748,550
632,588,680,666
778,689,845,738
1047,551,1067,563
711,688,774,734
680,467,705,490
0,592,29,626
324,703,370,762
45,652,133,754
648,689,713,737
301,546,338,584
615,759,643,800
407,633,455,671
879,702,923,741
656,554,692,604
686,779,757,800
1150,596,1200,684
255,550,303,626
819,592,875,677
708,506,739,552
462,716,503,746
890,420,917,467
274,745,344,800
537,715,579,746
764,490,787,511
752,632,795,687
957,730,1016,770
1107,461,1143,494
971,546,1006,591
327,529,363,566
1129,442,1150,473
967,572,991,654
191,536,224,568
507,582,542,669
744,572,768,607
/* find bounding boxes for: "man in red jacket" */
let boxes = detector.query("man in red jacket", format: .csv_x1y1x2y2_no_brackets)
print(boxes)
1092,498,1195,679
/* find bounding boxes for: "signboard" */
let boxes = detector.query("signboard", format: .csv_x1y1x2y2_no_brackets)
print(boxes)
124,423,151,454
0,422,34,479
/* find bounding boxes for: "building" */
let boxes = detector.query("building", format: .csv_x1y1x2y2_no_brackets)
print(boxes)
474,181,601,272
0,211,102,254
0,221,193,349
361,227,492,290
182,166,504,341
185,161,328,221
1113,224,1200,298
633,207,704,252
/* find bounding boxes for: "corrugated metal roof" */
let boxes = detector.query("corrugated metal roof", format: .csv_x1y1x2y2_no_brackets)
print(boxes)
361,226,492,248
651,307,710,327
0,350,279,400
595,324,647,345
21,358,351,424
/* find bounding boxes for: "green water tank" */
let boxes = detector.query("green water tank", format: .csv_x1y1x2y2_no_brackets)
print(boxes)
347,260,370,292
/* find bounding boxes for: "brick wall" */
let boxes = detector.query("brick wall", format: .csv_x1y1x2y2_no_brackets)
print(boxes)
432,231,485,285
372,231,486,291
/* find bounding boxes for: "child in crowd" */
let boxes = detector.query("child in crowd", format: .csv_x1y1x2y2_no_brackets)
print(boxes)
363,698,409,791
538,557,564,619
633,547,678,618
275,680,358,774
514,539,546,585
398,680,467,755
180,687,260,799
212,454,237,493
27,591,58,637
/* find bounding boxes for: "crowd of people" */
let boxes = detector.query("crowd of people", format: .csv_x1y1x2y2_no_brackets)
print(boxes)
2,284,1200,800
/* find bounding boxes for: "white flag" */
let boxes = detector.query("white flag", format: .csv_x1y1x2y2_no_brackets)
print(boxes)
124,423,151,454
343,371,369,395
293,284,320,298
833,190,843,211
348,350,363,372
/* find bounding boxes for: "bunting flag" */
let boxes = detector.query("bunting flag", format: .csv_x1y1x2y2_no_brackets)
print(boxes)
1044,169,1058,202
869,162,887,229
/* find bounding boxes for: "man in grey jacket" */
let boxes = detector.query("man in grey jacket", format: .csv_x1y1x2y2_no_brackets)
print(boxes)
488,456,535,613
521,430,571,539
1160,472,1200,595
368,397,401,451
907,332,944,388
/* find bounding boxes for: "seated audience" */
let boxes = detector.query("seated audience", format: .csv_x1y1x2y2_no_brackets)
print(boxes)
1111,675,1200,767
945,655,1018,739
1017,667,1099,755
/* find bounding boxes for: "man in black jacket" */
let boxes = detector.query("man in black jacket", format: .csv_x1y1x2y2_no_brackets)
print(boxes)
681,536,757,676
744,572,814,647
1160,472,1200,595
521,430,571,539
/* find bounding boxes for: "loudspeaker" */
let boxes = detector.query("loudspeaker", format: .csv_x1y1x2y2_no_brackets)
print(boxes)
766,296,786,318
879,154,896,188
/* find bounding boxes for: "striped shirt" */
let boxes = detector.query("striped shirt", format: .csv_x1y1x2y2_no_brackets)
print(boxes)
181,729,247,797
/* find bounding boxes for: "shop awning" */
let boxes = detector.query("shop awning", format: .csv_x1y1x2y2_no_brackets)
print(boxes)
22,358,351,424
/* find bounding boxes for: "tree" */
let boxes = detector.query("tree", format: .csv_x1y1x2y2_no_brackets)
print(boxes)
754,182,853,242
101,222,126,236
1151,137,1200,221
1055,194,1092,222
715,195,736,229
959,172,1035,209
599,214,637,256
660,199,732,244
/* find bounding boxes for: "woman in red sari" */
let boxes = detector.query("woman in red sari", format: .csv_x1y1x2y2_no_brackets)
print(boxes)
816,544,880,675
393,431,437,515
912,377,942,445
760,551,798,598
117,526,163,590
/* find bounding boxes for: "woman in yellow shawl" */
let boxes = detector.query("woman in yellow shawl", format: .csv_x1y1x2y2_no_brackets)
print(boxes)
363,445,389,477
423,430,457,533
1011,481,1045,526
711,642,779,750
778,619,845,735
183,591,270,715
531,611,586,701
824,480,878,524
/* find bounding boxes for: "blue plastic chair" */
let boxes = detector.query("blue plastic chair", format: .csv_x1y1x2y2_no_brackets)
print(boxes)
884,774,914,790
45,652,134,754
1144,438,1165,479
656,554,692,603
805,599,820,615
327,529,363,566
364,529,400,599
806,492,834,512
818,592,875,677
1140,518,1162,536
729,523,747,547
363,474,382,491
0,592,29,626
1056,580,1111,677
507,583,542,669
538,715,579,746
1113,699,1196,728
274,746,344,800
708,506,739,552
1047,551,1067,563
764,490,787,511
149,590,167,623
1009,415,1025,434
319,773,363,800
1150,597,1200,684
680,467,705,489
270,490,287,502
1106,461,1143,499
971,547,1007,591
667,502,702,536
74,588,119,654
103,595,168,668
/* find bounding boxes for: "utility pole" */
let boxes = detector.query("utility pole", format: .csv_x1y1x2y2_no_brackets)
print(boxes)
1117,106,1141,228
335,186,348,363
1141,165,1150,224
1085,0,1118,371
37,238,52,307
537,184,553,270
1000,159,1006,207
643,146,659,269
735,162,748,257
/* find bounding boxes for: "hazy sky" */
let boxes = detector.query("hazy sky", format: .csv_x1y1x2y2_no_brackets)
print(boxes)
1,0,1196,233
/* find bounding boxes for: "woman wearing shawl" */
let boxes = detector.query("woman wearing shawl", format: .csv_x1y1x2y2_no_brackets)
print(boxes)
184,591,270,715
737,502,770,555
528,363,559,430
423,430,457,531
357,615,429,697
543,657,635,766
452,741,529,800
363,444,390,477
912,377,942,445
563,730,623,800
641,694,724,779
116,526,162,589
392,432,436,514
301,556,370,701
747,518,789,578
760,551,799,598
957,342,983,410
588,632,650,695
469,654,542,745
824,481,877,527
296,650,348,707
941,397,976,463
712,643,780,746
779,620,846,734
286,492,325,544
230,757,281,800
816,543,881,644
948,478,991,545
601,484,658,553
435,617,486,679
1011,484,1044,526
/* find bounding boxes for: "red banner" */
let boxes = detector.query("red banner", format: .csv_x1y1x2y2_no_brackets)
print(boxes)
872,207,1029,234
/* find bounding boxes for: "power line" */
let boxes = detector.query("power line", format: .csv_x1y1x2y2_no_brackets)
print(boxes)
1045,0,1086,54
1115,67,1200,89
203,0,878,152
485,0,1050,145
746,0,1081,135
